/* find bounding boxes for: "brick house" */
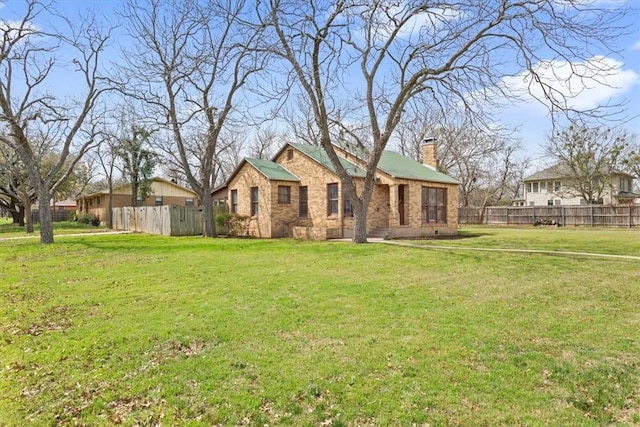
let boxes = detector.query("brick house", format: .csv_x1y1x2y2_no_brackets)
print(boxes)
225,142,460,239
76,177,198,223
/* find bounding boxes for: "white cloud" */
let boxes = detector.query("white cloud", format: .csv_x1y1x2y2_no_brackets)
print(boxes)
500,56,640,111
0,20,39,41
633,39,640,50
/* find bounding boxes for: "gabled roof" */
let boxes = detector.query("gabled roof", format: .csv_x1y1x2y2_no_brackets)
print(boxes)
524,163,635,182
333,140,460,184
77,176,197,199
244,158,300,181
288,142,367,178
377,150,460,184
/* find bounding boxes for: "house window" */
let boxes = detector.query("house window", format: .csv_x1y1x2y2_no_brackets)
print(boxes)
155,196,163,206
251,187,259,216
287,149,294,160
327,183,339,216
529,201,534,206
547,200,553,206
343,187,353,217
526,182,532,193
532,182,539,193
230,190,238,214
185,198,194,206
540,181,547,192
421,187,447,224
278,186,291,204
299,186,308,217
554,199,561,206
97,197,102,206
554,181,561,192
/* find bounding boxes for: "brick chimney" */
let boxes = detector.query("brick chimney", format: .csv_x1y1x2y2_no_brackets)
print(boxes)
422,139,438,169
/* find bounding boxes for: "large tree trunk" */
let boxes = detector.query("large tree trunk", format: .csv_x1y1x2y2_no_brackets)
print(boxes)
201,192,216,238
350,180,376,244
21,191,34,233
352,205,368,243
107,184,114,229
24,203,34,233
12,206,25,226
37,186,54,244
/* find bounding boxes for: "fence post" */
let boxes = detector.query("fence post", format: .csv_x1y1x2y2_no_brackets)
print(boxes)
630,205,633,228
562,206,566,227
532,207,536,224
590,205,594,226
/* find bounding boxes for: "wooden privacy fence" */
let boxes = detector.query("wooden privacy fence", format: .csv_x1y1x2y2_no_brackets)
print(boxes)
112,205,203,236
31,209,73,223
459,205,640,227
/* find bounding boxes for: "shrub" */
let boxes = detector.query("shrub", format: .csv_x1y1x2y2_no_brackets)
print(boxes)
215,213,232,234
228,214,251,237
76,213,100,226
214,213,251,236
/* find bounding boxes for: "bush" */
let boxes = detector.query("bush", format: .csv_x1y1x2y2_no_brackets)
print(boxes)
214,213,250,236
76,213,100,226
215,213,232,232
227,214,251,237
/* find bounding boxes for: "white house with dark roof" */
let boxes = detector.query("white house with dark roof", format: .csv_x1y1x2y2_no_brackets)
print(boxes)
523,163,637,206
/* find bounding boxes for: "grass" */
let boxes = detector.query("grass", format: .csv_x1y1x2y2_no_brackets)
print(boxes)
407,225,640,256
0,220,105,238
1,227,639,425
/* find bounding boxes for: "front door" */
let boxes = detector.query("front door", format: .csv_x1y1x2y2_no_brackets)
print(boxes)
398,185,406,226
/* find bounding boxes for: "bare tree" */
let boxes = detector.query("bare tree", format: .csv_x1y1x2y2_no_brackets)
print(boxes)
0,146,34,228
249,126,282,160
119,0,267,237
0,1,113,243
545,122,630,204
90,137,120,229
259,0,630,243
117,127,158,207
621,134,640,187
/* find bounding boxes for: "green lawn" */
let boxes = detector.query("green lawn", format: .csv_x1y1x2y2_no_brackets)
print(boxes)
0,220,105,238
402,225,640,256
1,228,639,425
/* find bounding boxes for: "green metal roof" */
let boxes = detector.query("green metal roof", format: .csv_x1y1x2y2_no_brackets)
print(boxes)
332,140,459,184
289,143,366,177
245,158,300,182
377,150,460,184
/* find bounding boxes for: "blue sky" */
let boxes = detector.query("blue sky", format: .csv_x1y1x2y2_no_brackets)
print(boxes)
2,0,639,166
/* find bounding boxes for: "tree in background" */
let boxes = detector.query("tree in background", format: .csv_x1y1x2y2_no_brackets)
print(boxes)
0,1,113,243
117,127,158,207
545,122,630,204
0,147,35,228
394,105,529,207
119,0,268,237
621,135,640,190
259,0,629,243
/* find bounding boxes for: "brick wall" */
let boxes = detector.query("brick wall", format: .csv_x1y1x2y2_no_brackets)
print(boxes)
227,144,459,239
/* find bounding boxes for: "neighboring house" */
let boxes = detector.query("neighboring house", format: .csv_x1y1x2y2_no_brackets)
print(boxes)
224,141,460,239
76,177,198,222
211,185,228,207
51,199,77,212
523,163,638,206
